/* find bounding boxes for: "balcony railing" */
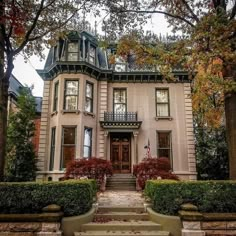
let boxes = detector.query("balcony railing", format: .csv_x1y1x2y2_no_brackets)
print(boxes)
104,112,138,122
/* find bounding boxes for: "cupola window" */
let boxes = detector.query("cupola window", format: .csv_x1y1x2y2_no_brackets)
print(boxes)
68,41,78,61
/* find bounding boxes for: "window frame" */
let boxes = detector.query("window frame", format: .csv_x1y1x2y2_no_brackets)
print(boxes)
113,88,127,113
156,131,172,166
60,126,77,169
156,88,170,117
53,81,59,112
89,44,96,65
85,82,94,113
64,80,79,111
67,40,79,61
49,127,56,171
83,127,92,158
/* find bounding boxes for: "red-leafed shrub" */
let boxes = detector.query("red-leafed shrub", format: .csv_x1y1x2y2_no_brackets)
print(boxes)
64,158,113,189
133,157,179,189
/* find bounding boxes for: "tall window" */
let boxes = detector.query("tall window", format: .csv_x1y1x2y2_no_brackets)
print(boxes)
49,127,56,171
85,82,93,113
53,82,59,112
83,127,92,158
156,89,170,117
61,127,76,169
64,80,79,110
89,46,96,64
67,41,78,61
113,89,127,113
157,131,172,159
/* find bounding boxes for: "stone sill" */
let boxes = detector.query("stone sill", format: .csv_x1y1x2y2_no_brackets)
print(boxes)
155,116,173,121
83,111,95,118
61,109,80,114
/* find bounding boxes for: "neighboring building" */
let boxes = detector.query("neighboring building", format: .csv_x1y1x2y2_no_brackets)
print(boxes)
8,75,24,115
37,31,197,181
8,75,42,153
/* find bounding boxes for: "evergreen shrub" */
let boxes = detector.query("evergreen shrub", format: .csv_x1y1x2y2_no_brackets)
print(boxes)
0,180,96,216
133,157,179,189
145,180,236,215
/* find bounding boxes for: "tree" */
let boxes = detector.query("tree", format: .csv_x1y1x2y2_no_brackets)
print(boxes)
0,0,100,180
4,87,37,181
102,0,236,179
195,125,229,180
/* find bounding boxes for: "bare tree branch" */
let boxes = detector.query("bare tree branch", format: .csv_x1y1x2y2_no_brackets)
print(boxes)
116,9,195,27
180,0,199,23
13,0,46,56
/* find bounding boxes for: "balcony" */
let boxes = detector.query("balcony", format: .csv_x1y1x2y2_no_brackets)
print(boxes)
100,112,142,129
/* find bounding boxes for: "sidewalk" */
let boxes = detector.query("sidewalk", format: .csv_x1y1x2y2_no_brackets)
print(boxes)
97,190,145,207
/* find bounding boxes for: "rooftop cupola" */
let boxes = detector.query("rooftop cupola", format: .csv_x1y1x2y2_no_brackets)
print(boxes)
44,31,108,70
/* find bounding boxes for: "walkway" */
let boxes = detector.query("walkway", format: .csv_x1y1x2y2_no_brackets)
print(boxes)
97,190,145,207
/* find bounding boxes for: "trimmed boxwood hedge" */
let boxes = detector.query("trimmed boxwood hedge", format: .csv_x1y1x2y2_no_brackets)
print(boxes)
145,180,236,215
0,180,97,216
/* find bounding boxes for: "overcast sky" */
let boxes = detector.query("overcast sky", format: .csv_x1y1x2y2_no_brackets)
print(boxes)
12,14,171,97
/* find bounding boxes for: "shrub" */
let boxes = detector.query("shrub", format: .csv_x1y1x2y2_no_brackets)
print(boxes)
64,158,113,188
145,180,236,215
133,157,179,189
0,180,96,216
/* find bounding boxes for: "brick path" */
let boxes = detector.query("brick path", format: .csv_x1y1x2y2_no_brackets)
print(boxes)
97,190,145,207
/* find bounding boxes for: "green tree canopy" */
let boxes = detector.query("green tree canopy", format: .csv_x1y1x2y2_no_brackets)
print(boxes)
5,87,37,182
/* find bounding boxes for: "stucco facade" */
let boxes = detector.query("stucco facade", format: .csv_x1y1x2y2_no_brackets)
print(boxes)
37,31,196,181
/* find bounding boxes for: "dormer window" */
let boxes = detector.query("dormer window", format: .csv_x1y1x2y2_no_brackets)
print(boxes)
68,41,78,61
89,46,96,64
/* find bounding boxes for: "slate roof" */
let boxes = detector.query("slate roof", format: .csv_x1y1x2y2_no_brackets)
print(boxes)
8,75,42,113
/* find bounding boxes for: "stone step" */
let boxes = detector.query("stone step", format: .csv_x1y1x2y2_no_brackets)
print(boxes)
106,186,136,189
80,220,161,231
106,187,136,191
94,212,150,221
106,184,136,188
107,179,136,182
75,230,170,236
98,206,145,213
108,176,135,179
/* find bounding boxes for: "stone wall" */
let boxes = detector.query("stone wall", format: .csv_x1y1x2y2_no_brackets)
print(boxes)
0,205,63,236
0,222,62,236
179,204,236,236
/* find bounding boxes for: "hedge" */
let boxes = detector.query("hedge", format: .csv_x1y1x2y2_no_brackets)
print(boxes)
0,180,97,216
145,180,236,215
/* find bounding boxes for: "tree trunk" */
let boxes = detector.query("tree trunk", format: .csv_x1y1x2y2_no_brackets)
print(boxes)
0,36,7,181
225,90,236,179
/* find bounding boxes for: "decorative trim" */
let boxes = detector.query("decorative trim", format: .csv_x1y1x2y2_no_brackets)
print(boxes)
37,61,191,83
100,121,142,129
51,111,58,117
155,116,173,121
83,111,95,118
61,109,80,114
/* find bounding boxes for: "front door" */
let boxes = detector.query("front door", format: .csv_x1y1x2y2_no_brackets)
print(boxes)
110,133,131,173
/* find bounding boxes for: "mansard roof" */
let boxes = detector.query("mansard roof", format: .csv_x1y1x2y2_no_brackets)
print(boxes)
37,31,190,83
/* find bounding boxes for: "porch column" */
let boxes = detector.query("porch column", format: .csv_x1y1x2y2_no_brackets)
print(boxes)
104,131,109,160
133,131,139,164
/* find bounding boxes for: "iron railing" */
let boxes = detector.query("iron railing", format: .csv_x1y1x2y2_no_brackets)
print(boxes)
104,112,138,122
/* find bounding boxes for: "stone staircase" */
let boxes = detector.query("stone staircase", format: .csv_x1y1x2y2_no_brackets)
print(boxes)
106,174,136,191
75,206,170,236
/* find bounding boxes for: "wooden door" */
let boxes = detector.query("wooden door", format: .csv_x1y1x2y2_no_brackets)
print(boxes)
111,134,131,173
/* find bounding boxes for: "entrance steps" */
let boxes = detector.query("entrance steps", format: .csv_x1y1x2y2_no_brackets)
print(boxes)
75,206,170,236
106,174,136,191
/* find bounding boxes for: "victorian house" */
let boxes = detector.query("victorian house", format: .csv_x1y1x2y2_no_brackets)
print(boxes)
37,31,196,181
